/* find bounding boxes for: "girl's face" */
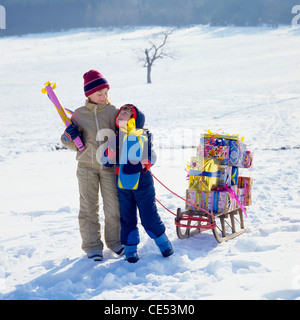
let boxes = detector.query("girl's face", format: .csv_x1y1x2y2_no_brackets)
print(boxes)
88,88,108,105
116,108,133,128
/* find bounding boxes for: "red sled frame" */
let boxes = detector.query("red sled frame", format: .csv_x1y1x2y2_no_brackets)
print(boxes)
176,207,247,243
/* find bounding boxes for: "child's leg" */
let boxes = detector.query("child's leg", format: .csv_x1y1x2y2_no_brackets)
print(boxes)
136,172,173,257
117,188,140,262
117,188,139,245
135,172,166,238
99,167,122,254
76,163,103,254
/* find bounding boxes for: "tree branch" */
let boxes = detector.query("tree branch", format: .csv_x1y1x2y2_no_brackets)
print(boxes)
143,30,173,67
141,29,174,83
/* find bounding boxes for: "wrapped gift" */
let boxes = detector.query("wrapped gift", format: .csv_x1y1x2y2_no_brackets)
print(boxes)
229,185,238,210
200,190,231,214
185,189,200,210
231,167,239,185
219,165,232,186
228,139,247,167
200,135,231,165
201,133,246,167
213,184,248,216
198,136,229,161
189,156,203,171
188,159,231,192
238,177,252,206
237,188,245,206
242,150,253,168
238,176,252,189
205,145,229,160
188,158,218,191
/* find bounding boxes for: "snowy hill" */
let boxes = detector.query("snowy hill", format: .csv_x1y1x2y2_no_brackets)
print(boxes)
1,25,300,300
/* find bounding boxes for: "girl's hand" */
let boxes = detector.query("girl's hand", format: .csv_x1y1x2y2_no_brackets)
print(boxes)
63,124,80,142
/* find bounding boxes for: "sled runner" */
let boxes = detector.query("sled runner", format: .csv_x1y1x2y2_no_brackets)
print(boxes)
176,207,247,243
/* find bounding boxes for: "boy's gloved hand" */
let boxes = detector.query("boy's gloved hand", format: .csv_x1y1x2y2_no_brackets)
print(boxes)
122,161,143,175
63,124,80,142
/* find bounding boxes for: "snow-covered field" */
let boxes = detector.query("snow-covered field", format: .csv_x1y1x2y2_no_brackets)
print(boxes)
1,25,300,300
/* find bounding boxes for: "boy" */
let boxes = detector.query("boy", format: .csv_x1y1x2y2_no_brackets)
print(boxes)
104,104,173,263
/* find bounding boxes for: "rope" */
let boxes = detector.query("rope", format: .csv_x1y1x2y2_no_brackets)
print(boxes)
152,173,216,229
155,197,176,216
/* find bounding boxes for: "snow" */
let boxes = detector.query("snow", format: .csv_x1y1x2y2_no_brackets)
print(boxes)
1,25,300,300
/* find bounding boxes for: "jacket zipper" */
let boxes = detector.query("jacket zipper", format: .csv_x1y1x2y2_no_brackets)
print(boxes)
94,106,103,169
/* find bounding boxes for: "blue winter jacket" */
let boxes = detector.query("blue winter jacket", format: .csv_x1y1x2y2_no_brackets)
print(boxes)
102,105,157,172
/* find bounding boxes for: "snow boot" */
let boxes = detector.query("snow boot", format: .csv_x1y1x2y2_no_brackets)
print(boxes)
124,245,139,263
113,244,125,256
87,249,103,262
154,233,174,258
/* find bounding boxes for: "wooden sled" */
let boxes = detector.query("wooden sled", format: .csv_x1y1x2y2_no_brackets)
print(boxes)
176,207,247,243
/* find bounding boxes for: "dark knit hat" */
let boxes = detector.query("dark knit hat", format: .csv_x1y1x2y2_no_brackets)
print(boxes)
83,70,110,97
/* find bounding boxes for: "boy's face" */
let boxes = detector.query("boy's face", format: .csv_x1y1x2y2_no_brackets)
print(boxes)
88,88,108,104
116,107,133,127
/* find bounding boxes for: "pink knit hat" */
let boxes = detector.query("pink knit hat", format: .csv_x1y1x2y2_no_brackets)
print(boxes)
83,70,110,97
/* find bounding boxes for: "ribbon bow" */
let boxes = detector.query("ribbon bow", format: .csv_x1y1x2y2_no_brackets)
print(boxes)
207,129,244,142
121,118,145,137
215,184,247,217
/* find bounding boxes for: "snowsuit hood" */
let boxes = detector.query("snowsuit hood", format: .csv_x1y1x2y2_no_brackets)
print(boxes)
115,104,145,129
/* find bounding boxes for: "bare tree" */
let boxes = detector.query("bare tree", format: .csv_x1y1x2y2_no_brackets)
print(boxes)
143,30,174,84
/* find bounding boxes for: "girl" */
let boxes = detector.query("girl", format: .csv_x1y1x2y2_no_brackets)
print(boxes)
61,70,123,261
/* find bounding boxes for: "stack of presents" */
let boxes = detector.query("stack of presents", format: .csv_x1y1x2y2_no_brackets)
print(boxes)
186,130,253,214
